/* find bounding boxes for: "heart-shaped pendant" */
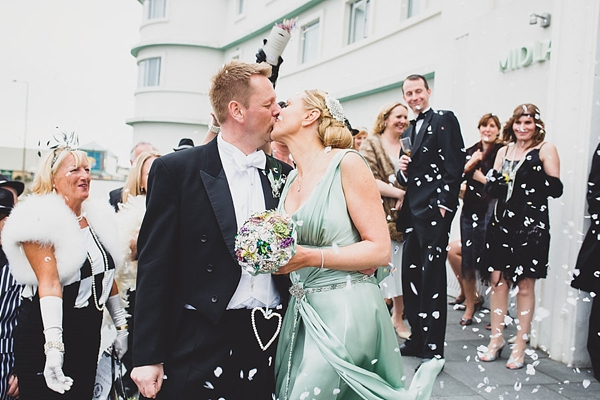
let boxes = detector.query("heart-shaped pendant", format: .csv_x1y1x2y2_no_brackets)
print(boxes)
251,307,282,351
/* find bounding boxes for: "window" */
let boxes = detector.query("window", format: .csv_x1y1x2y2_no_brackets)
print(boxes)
348,0,370,44
407,0,421,18
146,0,166,20
301,20,320,64
236,0,245,15
138,57,161,87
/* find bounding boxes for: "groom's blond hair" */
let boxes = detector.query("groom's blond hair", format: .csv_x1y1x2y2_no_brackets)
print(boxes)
209,61,272,124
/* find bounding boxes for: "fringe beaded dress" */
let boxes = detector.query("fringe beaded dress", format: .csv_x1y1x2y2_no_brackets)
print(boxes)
480,146,563,285
274,150,442,400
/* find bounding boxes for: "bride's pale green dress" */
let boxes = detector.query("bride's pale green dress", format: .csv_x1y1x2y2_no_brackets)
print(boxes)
275,149,443,400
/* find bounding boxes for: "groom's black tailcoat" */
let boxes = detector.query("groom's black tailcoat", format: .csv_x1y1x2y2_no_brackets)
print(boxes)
133,137,291,398
397,108,465,359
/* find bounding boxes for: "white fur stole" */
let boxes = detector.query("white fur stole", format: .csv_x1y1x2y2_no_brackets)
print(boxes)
2,193,124,286
115,195,146,297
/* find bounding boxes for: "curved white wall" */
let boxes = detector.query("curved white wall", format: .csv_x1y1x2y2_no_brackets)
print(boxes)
127,0,600,367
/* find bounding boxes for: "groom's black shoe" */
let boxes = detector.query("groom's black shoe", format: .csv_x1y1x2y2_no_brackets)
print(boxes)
399,340,423,358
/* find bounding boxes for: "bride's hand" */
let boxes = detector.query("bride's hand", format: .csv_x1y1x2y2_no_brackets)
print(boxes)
274,246,312,275
359,267,377,275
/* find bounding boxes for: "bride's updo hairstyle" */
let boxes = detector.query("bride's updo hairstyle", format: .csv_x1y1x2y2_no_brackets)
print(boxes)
303,89,353,149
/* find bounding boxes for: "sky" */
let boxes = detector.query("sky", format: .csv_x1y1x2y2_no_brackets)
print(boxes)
0,0,142,166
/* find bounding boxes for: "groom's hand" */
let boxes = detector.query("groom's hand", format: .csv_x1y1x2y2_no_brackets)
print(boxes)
131,364,164,399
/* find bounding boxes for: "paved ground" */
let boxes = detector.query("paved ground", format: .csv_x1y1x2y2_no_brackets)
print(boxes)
101,299,598,399
400,300,599,400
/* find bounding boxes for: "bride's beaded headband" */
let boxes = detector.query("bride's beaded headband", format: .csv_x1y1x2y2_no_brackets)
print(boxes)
325,94,346,123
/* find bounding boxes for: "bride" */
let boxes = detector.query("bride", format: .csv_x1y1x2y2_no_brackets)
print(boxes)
271,89,444,400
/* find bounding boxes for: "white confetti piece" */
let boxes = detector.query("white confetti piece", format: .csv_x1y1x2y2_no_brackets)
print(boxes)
204,381,214,389
214,367,222,377
248,368,257,380
583,379,591,388
411,282,419,295
534,307,551,322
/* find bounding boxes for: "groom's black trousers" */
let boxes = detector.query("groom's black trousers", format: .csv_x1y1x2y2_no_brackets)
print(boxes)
147,308,280,400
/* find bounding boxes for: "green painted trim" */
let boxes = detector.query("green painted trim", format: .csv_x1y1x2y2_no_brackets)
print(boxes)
339,71,436,102
132,42,215,57
131,0,325,56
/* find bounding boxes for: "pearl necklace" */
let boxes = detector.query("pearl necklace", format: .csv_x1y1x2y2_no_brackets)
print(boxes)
86,225,109,312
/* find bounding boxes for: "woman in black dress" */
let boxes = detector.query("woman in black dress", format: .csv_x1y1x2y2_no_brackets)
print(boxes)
3,144,128,399
447,113,504,325
478,104,562,369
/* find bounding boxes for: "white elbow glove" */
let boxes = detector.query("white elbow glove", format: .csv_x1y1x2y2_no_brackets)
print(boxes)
40,296,74,394
106,294,129,359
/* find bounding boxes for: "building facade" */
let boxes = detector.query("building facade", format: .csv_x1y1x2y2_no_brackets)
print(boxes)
129,0,600,367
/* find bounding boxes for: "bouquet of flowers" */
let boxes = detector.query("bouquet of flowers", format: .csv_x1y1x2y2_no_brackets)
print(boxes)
235,210,296,276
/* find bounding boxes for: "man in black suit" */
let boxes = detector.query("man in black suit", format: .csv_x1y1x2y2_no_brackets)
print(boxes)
108,141,157,211
396,74,465,364
130,61,292,399
572,142,600,382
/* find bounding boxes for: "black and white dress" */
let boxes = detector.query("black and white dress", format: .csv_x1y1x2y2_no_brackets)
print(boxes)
2,193,122,400
480,145,563,285
15,226,115,400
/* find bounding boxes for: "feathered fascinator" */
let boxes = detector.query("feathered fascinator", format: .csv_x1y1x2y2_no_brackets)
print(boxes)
38,129,80,167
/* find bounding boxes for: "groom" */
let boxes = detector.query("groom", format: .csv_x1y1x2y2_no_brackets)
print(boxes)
131,61,292,399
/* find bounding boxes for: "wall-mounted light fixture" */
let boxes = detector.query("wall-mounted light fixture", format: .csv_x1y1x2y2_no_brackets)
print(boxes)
529,13,551,28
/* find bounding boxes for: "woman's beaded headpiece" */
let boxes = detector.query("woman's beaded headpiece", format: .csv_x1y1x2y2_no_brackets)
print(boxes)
48,131,79,167
325,94,346,123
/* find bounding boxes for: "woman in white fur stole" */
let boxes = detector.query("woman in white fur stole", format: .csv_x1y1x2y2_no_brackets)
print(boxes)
2,144,128,399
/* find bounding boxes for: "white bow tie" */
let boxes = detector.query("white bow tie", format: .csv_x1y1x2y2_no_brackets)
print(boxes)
233,150,266,173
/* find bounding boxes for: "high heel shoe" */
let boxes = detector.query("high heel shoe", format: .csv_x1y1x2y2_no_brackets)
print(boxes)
395,327,411,340
506,348,526,370
478,340,506,362
459,317,472,326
